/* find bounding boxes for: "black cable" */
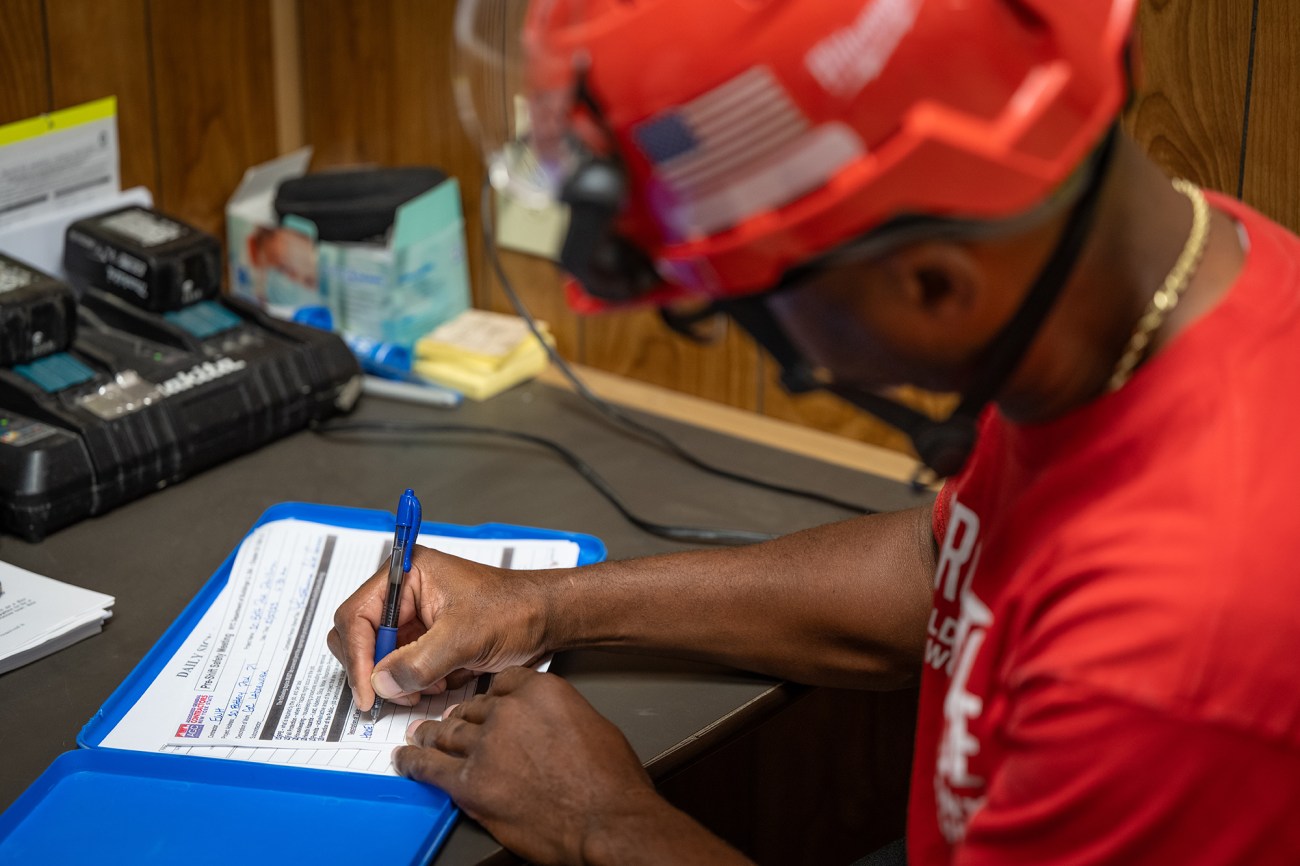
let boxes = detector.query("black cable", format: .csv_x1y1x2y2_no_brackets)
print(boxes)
479,181,875,516
314,418,779,545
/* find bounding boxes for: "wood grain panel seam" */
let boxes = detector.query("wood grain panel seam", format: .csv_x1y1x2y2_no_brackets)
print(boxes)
1236,0,1261,199
38,0,54,112
142,0,164,201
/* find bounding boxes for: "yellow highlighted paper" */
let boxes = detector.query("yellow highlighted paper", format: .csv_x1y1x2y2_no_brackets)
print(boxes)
0,96,117,147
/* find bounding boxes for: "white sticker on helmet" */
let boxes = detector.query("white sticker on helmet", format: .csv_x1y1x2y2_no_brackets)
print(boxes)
633,66,866,237
668,122,865,238
633,66,809,207
805,0,921,99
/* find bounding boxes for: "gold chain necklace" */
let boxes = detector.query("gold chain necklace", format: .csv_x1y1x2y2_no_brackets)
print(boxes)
1106,178,1211,392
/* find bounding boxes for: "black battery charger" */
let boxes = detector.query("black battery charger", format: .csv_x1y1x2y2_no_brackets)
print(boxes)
64,206,222,313
0,211,362,541
0,253,78,367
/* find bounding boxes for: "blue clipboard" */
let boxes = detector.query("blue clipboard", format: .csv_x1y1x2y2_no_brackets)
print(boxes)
0,502,607,865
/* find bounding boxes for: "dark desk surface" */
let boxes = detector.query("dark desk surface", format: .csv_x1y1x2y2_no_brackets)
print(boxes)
0,379,926,864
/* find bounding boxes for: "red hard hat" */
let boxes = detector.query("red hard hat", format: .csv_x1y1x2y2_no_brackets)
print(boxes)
458,0,1137,311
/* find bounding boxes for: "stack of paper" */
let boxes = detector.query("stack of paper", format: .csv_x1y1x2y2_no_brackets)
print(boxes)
0,560,115,675
414,309,553,401
100,517,578,776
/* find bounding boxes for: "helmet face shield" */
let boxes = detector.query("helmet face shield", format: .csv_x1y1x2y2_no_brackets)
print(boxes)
450,0,1136,481
454,0,586,208
456,0,1137,313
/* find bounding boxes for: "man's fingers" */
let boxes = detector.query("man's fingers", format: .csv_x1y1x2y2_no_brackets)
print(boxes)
373,624,467,699
487,665,538,695
444,668,479,691
384,691,422,708
373,672,443,703
325,629,343,669
445,694,493,724
327,629,369,710
331,570,393,712
344,617,383,709
419,678,449,697
392,744,465,793
406,717,483,757
325,617,381,712
396,619,426,646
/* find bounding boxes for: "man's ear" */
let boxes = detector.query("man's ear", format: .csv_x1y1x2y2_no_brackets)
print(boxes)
887,241,983,324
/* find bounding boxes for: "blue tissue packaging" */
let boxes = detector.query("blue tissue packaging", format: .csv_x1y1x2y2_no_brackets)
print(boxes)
227,151,471,351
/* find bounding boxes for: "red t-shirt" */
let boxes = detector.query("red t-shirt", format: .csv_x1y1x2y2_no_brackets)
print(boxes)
909,193,1300,865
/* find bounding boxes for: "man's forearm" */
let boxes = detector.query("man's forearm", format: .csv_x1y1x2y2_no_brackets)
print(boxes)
581,790,754,866
540,505,936,688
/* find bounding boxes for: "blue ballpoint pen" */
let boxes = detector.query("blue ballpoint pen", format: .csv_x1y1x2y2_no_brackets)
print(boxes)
372,488,422,721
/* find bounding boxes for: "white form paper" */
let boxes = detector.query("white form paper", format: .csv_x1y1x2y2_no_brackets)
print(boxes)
0,560,115,675
0,97,120,230
100,517,579,776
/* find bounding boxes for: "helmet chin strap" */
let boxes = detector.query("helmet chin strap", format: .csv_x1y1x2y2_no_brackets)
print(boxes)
721,127,1118,487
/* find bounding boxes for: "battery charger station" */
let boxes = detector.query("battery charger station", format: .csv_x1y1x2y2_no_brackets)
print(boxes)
0,207,361,541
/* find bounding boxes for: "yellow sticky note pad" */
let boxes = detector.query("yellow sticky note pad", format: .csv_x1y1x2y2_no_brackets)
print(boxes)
414,332,553,401
416,309,550,372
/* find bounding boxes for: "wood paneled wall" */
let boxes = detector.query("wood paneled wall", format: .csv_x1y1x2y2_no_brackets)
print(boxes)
1,0,1294,453
1242,2,1300,233
0,0,283,237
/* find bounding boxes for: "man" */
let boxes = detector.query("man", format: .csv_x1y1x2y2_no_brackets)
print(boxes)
329,1,1300,862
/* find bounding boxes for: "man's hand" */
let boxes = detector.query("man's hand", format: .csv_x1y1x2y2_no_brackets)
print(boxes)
326,546,551,711
396,667,749,866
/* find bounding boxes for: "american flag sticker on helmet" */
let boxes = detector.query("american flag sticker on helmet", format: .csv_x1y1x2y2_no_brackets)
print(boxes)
631,67,863,237
632,66,809,202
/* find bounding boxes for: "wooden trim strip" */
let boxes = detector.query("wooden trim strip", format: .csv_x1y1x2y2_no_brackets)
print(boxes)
539,365,922,484
269,0,305,154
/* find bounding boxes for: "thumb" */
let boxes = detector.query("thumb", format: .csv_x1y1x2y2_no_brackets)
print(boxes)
372,618,474,700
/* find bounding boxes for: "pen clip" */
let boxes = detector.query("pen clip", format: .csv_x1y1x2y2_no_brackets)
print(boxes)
395,488,422,573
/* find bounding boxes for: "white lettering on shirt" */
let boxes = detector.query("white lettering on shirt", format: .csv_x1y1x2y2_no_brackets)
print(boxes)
930,493,992,843
935,499,980,603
